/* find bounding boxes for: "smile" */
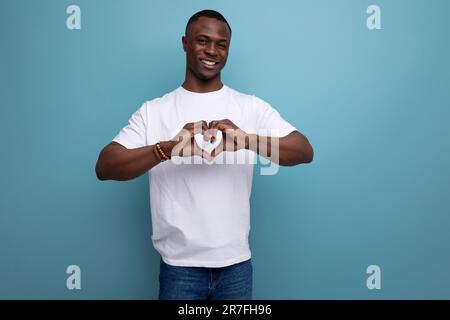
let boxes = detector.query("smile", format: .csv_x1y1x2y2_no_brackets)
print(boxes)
200,59,219,67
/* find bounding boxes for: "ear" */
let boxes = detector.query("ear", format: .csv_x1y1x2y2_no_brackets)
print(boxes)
182,36,187,52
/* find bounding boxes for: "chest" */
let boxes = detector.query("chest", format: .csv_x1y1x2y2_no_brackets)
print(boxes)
147,99,252,143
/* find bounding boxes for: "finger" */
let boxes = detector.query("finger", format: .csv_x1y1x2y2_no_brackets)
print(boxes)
193,142,213,161
172,132,191,156
216,119,238,131
179,127,192,140
198,121,212,142
201,120,209,136
211,140,224,158
209,121,230,145
203,128,212,142
209,120,219,129
209,128,220,143
201,150,214,162
192,121,205,135
210,121,228,131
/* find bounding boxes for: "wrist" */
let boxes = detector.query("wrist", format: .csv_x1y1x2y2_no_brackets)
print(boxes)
245,133,258,151
160,140,177,158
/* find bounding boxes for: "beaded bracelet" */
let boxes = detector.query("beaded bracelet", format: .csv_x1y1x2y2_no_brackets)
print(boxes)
155,142,170,161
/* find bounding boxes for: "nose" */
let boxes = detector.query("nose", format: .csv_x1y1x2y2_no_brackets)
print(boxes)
204,42,218,57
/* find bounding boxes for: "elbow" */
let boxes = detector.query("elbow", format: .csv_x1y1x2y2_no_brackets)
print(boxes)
305,145,314,163
95,160,107,181
299,143,314,164
293,132,314,164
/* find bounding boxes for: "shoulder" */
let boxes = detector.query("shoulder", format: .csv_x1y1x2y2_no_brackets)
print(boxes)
226,86,269,109
229,87,275,116
139,88,179,112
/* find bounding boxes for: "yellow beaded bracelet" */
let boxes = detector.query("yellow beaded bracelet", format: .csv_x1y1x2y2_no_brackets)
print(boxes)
155,142,170,161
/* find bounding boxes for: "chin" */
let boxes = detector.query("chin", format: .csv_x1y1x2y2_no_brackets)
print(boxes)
203,74,219,81
188,63,222,81
197,71,219,81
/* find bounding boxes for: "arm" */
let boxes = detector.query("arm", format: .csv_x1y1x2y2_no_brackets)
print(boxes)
208,119,314,167
95,141,175,181
247,131,314,166
95,120,211,181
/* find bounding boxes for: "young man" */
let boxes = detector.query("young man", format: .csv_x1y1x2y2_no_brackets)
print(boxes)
95,10,314,300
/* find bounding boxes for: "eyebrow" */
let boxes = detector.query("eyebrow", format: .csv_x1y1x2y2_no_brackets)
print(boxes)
196,34,228,42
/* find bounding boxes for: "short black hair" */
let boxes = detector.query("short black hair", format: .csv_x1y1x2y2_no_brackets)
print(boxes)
185,9,232,37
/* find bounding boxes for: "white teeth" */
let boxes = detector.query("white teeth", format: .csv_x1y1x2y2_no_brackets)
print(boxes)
201,59,216,66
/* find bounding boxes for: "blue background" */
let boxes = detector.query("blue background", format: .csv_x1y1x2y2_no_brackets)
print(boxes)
1,0,449,299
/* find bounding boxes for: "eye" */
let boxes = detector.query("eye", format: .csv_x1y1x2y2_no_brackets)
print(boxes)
198,39,207,45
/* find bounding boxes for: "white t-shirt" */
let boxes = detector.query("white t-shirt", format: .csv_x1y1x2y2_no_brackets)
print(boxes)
112,84,297,267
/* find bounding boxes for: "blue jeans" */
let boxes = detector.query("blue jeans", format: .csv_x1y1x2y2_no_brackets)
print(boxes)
159,258,253,300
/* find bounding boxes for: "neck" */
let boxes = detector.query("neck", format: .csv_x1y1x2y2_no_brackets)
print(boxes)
182,69,223,93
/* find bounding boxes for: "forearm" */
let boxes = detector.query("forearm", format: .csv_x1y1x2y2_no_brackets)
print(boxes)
245,133,313,166
96,141,174,181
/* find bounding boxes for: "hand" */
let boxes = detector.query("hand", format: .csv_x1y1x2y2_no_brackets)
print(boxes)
208,119,248,157
170,121,214,161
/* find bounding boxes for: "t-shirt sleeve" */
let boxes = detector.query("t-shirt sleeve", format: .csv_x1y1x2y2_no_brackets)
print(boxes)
112,102,148,149
253,96,297,137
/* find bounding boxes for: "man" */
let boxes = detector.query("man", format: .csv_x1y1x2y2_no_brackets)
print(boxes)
95,9,314,300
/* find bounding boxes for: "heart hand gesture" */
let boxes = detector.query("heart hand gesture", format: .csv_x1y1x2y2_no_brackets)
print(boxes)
208,119,248,157
171,120,215,161
170,119,247,161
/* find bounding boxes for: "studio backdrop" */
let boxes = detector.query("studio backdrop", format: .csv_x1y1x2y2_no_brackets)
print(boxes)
1,0,449,299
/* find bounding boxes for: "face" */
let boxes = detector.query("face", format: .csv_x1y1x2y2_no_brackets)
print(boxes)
182,16,231,81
